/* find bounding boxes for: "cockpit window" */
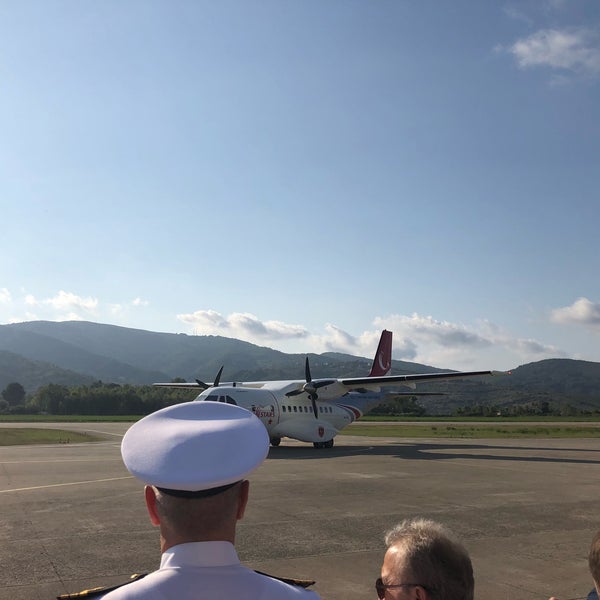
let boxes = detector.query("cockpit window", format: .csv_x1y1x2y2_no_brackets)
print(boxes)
205,395,220,402
225,395,238,406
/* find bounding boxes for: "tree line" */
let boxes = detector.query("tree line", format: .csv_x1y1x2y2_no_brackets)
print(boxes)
2,381,599,417
0,381,195,415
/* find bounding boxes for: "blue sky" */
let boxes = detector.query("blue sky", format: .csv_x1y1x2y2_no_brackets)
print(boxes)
1,0,599,371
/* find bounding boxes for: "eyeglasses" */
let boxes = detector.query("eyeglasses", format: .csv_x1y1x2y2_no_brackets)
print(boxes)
375,577,429,598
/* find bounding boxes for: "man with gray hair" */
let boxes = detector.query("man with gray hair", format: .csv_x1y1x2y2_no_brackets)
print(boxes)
376,517,474,600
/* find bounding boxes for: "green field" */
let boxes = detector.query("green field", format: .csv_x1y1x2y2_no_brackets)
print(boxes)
0,414,140,422
0,428,106,445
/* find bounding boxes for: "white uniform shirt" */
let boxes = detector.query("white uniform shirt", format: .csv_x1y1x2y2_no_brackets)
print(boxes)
100,541,321,600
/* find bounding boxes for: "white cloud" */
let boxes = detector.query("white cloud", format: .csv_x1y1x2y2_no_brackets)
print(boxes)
551,297,600,329
44,290,98,313
109,304,124,315
132,297,149,307
510,28,600,76
20,290,98,320
177,310,310,342
371,313,567,369
375,313,491,349
1,288,155,328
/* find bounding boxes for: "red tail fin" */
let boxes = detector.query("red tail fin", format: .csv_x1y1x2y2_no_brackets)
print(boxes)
368,330,392,376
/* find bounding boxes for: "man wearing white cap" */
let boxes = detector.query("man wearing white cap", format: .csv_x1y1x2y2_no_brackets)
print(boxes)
98,401,321,599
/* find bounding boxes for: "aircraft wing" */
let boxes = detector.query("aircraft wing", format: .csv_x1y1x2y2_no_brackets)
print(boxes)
153,382,203,389
153,370,503,392
337,369,503,391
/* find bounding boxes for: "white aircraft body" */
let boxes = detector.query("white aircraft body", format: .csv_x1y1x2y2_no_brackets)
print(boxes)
154,330,501,448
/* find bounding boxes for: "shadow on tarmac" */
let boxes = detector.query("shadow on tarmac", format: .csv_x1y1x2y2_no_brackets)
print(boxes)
267,440,600,464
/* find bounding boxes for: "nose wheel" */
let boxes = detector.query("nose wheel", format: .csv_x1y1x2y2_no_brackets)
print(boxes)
269,437,281,447
313,439,334,449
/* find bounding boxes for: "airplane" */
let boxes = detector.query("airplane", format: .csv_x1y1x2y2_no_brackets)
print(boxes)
154,330,503,448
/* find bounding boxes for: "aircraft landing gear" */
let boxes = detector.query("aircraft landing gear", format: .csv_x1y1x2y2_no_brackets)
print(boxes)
269,437,281,447
313,439,334,449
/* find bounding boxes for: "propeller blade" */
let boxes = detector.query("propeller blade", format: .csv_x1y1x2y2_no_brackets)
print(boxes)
305,357,312,383
195,365,224,390
213,366,224,387
311,395,318,419
285,388,304,397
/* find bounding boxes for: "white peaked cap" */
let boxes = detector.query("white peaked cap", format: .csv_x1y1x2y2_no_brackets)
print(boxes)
121,402,270,492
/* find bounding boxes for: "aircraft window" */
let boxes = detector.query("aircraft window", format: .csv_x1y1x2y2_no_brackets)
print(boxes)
205,395,220,402
293,406,297,413
282,406,286,412
304,406,308,413
319,406,323,413
225,395,238,406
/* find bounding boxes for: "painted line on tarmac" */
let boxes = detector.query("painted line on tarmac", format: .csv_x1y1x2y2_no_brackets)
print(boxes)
0,475,133,494
0,457,123,464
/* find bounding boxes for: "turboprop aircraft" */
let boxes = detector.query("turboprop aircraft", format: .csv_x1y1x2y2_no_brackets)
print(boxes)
154,330,501,448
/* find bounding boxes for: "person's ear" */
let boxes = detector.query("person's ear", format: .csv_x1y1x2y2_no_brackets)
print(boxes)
144,485,161,526
236,480,250,520
414,585,428,600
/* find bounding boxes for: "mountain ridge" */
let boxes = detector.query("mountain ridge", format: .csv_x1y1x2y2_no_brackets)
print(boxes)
1,321,599,413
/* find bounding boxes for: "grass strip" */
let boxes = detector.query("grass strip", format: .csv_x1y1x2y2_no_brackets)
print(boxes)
0,428,106,446
0,415,141,422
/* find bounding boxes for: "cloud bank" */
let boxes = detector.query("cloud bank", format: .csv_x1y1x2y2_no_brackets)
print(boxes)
0,288,149,324
176,308,566,370
177,309,310,341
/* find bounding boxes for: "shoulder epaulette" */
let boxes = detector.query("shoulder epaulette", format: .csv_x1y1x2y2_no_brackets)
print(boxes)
56,573,147,599
254,569,315,588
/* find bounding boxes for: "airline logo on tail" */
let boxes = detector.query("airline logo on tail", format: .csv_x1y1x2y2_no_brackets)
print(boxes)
367,329,392,377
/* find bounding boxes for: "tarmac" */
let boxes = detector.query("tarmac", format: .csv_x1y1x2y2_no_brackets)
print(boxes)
1,421,600,600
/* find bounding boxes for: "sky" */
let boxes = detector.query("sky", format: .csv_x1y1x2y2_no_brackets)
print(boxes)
1,0,599,372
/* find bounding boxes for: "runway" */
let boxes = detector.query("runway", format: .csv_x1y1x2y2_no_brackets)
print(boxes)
1,422,600,600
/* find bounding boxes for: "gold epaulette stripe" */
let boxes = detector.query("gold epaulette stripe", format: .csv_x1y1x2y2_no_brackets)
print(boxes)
254,570,316,588
56,573,147,599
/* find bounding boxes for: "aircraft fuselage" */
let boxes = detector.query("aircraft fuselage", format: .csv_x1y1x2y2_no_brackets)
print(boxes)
194,385,379,446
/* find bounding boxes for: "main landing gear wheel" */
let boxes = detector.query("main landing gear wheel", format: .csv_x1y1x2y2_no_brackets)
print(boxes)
270,437,281,447
313,439,334,449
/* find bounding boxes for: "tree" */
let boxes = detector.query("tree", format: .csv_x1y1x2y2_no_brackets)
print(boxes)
34,384,69,414
2,382,26,406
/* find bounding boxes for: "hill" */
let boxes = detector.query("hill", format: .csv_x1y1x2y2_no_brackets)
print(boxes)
1,320,599,413
0,350,96,392
0,321,440,387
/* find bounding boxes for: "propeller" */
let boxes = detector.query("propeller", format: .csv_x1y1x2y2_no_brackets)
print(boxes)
195,366,224,390
285,357,335,419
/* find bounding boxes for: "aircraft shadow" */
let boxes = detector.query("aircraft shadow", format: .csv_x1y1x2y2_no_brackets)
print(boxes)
267,441,600,465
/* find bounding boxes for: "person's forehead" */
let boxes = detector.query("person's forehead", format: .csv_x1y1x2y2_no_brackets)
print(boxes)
382,544,410,576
